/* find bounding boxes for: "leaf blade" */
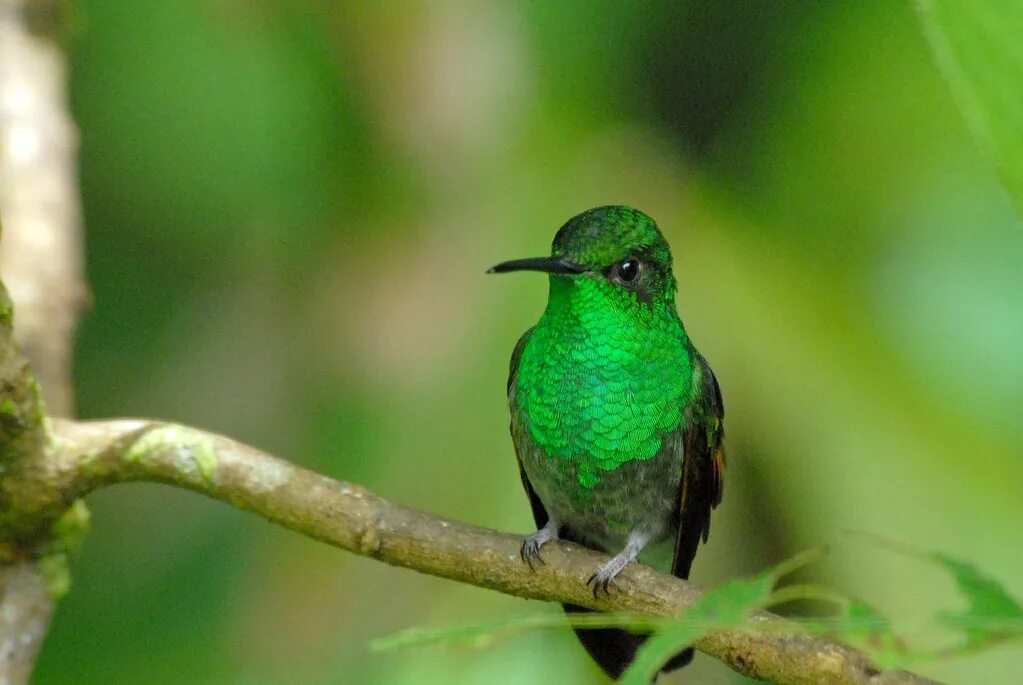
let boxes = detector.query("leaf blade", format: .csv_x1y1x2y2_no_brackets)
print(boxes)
917,0,1023,216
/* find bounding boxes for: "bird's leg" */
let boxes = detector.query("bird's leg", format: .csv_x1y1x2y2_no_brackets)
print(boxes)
586,529,650,598
520,518,559,571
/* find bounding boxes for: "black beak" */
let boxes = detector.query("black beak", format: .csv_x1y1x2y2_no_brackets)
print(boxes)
487,256,586,275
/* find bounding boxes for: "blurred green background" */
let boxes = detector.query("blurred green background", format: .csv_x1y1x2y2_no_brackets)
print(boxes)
35,1,1022,683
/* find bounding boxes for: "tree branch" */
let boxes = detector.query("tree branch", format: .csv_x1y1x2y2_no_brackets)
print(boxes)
0,3,85,679
0,250,54,685
0,0,85,417
0,561,53,684
21,418,935,685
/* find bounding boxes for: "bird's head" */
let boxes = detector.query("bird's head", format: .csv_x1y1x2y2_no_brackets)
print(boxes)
489,206,677,308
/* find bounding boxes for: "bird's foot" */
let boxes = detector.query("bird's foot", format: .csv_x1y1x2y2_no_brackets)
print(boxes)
586,554,630,597
520,520,559,571
585,530,650,598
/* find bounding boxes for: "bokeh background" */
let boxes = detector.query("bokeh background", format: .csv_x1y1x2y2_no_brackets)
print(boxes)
34,1,1022,683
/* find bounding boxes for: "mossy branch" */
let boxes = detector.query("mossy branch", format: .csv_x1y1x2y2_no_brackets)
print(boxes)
3,417,934,685
0,241,58,685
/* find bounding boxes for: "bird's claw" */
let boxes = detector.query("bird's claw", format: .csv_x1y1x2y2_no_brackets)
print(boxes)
585,571,619,598
519,523,558,572
586,552,633,598
520,538,546,572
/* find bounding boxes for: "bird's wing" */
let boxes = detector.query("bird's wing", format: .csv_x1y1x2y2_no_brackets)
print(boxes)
507,327,549,529
671,350,725,579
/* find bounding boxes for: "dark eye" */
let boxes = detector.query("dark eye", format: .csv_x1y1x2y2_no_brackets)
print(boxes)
615,258,640,283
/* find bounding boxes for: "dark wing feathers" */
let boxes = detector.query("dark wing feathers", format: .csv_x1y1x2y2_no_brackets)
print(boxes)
671,350,725,579
517,460,549,530
508,328,549,529
657,351,724,675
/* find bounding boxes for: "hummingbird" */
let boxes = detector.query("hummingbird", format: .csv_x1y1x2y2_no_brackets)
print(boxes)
489,206,725,680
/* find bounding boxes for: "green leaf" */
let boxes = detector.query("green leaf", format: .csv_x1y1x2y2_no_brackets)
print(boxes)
852,533,1023,660
834,599,906,669
916,0,1023,216
619,548,826,684
929,553,1023,652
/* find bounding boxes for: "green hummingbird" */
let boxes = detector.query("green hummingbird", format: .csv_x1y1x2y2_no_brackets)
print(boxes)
489,206,725,680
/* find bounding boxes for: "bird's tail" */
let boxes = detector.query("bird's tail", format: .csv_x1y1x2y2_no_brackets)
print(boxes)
562,604,693,681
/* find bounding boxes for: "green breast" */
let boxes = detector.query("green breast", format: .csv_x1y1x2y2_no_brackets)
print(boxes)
514,277,693,489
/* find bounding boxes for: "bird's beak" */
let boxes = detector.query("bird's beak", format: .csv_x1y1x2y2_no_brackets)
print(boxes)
487,256,586,275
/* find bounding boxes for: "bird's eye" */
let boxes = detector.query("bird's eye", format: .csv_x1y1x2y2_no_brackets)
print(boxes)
616,258,640,283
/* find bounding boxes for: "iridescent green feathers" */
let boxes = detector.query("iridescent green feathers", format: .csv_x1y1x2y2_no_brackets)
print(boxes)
552,206,677,304
511,207,694,489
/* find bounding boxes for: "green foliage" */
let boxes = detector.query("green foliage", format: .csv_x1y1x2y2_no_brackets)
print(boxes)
837,599,903,666
931,554,1023,654
621,549,827,684
374,546,1023,681
633,547,1023,675
917,0,1023,215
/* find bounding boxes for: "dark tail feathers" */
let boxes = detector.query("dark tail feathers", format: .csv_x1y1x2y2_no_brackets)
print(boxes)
563,603,693,681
